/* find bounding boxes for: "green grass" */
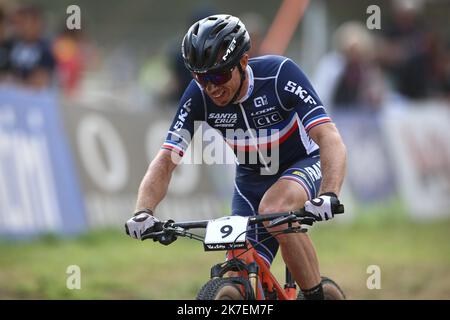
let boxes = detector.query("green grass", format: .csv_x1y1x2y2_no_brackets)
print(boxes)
1,207,449,299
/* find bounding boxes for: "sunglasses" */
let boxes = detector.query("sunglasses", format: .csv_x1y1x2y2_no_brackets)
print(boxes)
193,67,235,87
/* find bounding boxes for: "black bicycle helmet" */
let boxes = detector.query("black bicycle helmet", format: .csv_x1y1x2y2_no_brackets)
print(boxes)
182,14,251,74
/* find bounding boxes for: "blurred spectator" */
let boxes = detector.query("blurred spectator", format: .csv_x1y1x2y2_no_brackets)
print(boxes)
313,21,385,112
0,6,12,79
8,5,55,89
165,40,193,104
53,27,85,96
160,7,216,106
442,42,450,100
378,0,437,100
240,12,266,58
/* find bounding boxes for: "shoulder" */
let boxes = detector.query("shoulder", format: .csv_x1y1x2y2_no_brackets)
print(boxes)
249,55,292,77
178,79,207,114
181,79,203,98
249,55,308,79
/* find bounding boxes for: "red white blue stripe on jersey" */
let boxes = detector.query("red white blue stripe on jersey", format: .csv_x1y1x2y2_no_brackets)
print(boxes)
303,115,332,133
161,141,185,156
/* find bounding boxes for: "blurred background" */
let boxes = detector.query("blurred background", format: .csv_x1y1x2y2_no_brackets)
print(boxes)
0,0,449,299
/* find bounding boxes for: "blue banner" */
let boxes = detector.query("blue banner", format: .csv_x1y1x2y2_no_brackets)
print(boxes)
0,85,86,237
333,111,397,203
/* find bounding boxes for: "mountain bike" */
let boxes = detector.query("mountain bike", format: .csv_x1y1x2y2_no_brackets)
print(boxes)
142,208,346,300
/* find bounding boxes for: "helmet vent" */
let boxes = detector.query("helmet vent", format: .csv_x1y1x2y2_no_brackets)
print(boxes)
204,47,212,63
193,23,200,36
212,23,227,36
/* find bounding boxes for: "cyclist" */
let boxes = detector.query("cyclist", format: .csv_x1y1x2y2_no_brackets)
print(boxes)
125,14,347,300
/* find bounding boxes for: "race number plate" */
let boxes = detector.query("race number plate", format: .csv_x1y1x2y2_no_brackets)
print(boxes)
203,216,249,251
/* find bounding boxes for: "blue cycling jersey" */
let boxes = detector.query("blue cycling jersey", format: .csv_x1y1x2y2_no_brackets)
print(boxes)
162,55,332,172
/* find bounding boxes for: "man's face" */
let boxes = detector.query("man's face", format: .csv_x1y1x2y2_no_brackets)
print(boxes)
195,55,248,107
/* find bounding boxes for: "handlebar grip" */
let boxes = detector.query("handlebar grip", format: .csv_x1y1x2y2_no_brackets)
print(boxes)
141,229,166,241
329,196,345,215
334,204,345,214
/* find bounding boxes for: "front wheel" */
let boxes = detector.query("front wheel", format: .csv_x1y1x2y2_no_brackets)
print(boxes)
197,278,248,300
297,276,346,300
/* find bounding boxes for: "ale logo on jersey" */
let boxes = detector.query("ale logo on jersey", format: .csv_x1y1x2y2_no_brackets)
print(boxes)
254,95,268,108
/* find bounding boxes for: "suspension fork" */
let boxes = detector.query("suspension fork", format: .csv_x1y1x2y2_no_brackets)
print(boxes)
285,267,298,299
224,246,266,299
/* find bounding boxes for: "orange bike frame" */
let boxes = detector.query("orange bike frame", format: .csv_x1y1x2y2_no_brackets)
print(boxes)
226,241,297,300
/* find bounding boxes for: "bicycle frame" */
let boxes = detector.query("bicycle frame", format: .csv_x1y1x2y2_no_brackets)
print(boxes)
214,241,298,300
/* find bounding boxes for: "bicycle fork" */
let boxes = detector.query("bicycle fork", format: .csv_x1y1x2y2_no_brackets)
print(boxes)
210,259,265,299
285,267,297,299
247,262,265,300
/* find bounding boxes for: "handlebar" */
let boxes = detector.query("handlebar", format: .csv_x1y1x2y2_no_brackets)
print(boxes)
141,204,344,243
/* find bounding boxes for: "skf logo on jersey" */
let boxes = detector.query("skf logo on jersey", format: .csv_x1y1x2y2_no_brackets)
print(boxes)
173,98,192,131
284,81,317,105
222,38,237,61
253,95,268,108
208,113,238,128
252,111,283,128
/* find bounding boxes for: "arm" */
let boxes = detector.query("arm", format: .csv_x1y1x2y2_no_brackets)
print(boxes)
308,123,347,197
126,81,203,238
136,80,204,213
135,149,179,214
126,150,178,239
275,58,347,195
276,57,346,220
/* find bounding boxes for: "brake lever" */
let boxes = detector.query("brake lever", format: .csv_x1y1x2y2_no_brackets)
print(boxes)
141,225,185,244
267,214,297,228
141,230,165,241
292,209,317,225
297,217,315,226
